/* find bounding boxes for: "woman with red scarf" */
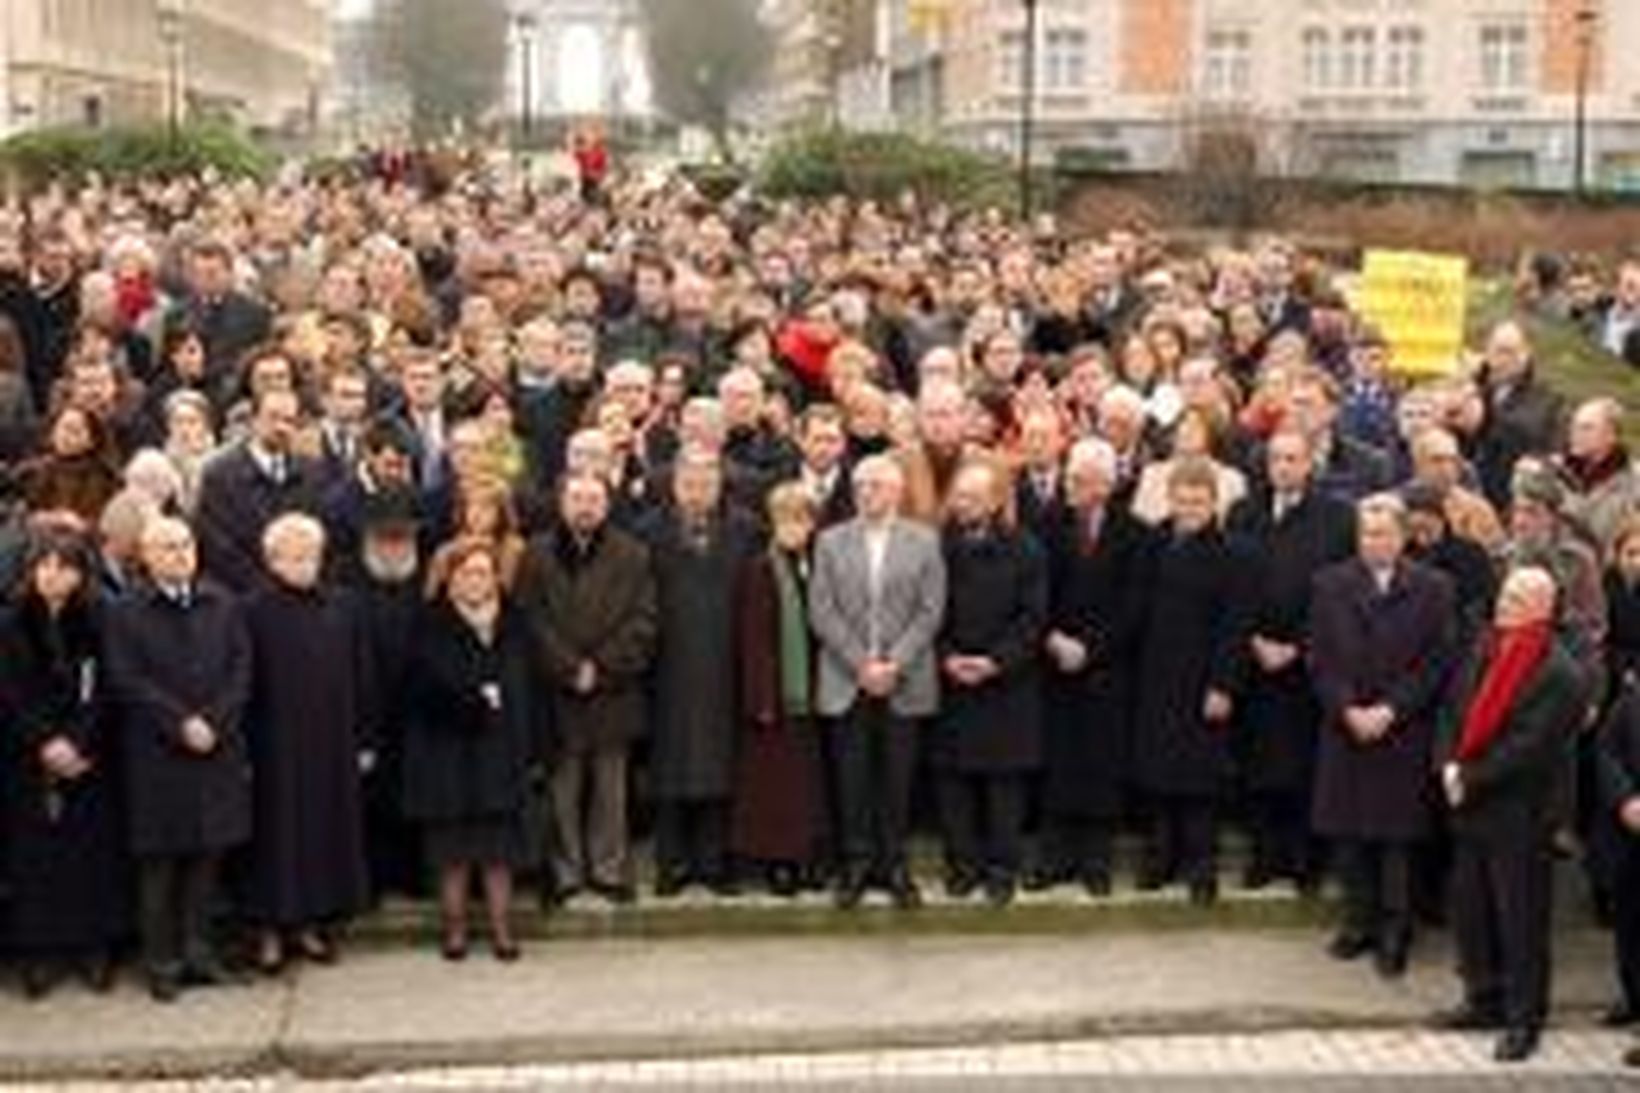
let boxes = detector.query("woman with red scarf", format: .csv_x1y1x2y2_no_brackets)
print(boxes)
1432,566,1584,1063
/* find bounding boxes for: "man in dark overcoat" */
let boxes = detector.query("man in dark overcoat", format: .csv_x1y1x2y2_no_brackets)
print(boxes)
1310,492,1458,978
518,472,657,904
104,516,253,1002
935,460,1048,905
1432,567,1585,1063
1226,429,1355,891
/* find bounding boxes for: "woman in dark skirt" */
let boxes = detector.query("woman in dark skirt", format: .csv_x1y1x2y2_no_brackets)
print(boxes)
730,483,825,895
403,537,537,962
0,529,127,997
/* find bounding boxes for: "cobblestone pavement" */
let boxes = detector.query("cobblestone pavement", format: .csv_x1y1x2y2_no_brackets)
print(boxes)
25,1031,1639,1091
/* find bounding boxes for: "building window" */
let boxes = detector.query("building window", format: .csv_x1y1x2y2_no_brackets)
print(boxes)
1302,28,1331,90
1043,28,1088,91
1202,29,1252,99
1384,26,1424,90
1337,26,1376,91
1479,23,1528,91
997,30,1025,89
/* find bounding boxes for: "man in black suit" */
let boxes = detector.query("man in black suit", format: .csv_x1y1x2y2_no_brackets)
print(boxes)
1015,409,1065,542
1475,320,1566,508
172,240,271,411
1286,369,1393,506
1588,259,1640,368
194,388,324,593
797,404,855,528
1433,567,1585,1063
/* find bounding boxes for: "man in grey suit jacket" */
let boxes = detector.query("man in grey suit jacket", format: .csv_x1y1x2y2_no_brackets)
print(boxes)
810,454,947,908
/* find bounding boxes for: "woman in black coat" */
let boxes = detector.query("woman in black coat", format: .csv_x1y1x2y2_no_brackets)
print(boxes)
0,531,126,997
1129,459,1246,905
1030,444,1144,896
935,462,1048,905
403,537,537,962
243,514,370,972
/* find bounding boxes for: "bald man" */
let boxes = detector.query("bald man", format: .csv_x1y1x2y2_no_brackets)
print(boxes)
1433,567,1585,1063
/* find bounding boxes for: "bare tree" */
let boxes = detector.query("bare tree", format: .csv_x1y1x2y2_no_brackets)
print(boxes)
639,0,772,163
369,0,510,141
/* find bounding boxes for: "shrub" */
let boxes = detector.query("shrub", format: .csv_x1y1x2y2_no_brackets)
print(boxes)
758,128,1023,212
0,123,275,190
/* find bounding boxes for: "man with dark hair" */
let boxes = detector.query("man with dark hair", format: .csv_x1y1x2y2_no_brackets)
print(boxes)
173,240,271,407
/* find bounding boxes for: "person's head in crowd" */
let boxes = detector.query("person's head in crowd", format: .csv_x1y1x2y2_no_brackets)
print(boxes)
587,398,632,456
1287,369,1342,442
678,397,726,455
123,449,183,511
0,314,25,385
317,262,366,318
566,427,615,481
262,512,326,592
1084,243,1121,295
1167,457,1219,535
440,537,502,619
946,459,1002,532
399,348,446,414
66,355,121,420
767,481,817,557
1170,407,1220,462
1145,320,1189,377
1266,428,1315,498
1225,301,1267,357
43,404,106,463
918,345,963,392
1411,427,1467,495
160,322,209,386
321,367,371,432
359,486,423,585
360,417,416,488
606,360,655,426
250,388,302,458
1019,408,1064,473
728,321,775,374
561,267,604,323
1611,513,1640,585
672,271,713,326
1349,325,1391,381
1177,356,1228,417
1508,458,1566,549
853,454,905,523
1494,565,1558,632
453,478,519,543
917,379,967,455
96,488,156,574
1402,481,1451,551
799,404,847,477
559,471,611,542
1255,240,1296,297
321,313,371,372
162,388,214,456
188,240,237,302
671,448,722,523
1117,333,1161,392
32,229,76,293
15,528,93,614
631,252,673,317
1063,436,1118,513
1440,376,1487,439
1483,320,1533,387
139,515,198,590
1062,347,1111,413
1395,385,1442,447
977,329,1025,388
78,270,120,331
1614,259,1640,312
1356,492,1409,573
1096,384,1146,456
718,368,766,434
1566,397,1624,466
446,418,494,487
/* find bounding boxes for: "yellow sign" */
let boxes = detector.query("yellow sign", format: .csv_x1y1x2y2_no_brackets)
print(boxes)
1353,250,1470,377
908,0,953,36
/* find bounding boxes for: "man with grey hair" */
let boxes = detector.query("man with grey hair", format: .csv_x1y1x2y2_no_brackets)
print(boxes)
810,454,946,909
1559,396,1640,552
1310,491,1458,980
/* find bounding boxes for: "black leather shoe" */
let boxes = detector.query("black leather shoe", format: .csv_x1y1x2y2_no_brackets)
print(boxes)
1188,878,1219,907
653,870,688,899
182,958,234,987
887,870,923,911
148,971,182,1003
1023,865,1071,892
1624,1043,1640,1068
944,867,980,899
1327,930,1375,961
1374,936,1410,979
1602,1001,1640,1028
491,938,521,964
1429,1004,1505,1031
20,962,54,1001
1081,871,1112,898
1241,861,1275,891
1493,1026,1540,1063
590,881,635,906
1135,864,1169,892
440,935,469,962
983,878,1016,908
834,867,868,910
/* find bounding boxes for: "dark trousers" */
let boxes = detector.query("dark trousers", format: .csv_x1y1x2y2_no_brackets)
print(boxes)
1610,836,1640,1011
654,798,727,881
1248,790,1319,880
137,853,220,977
938,772,1026,881
1036,815,1114,881
551,749,630,889
831,700,918,875
1452,829,1554,1029
1335,839,1413,943
1146,796,1217,885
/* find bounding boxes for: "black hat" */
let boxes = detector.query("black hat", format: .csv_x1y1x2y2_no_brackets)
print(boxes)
360,486,422,532
1401,481,1446,518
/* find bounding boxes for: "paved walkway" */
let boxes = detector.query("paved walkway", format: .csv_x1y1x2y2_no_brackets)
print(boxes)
0,928,1622,1082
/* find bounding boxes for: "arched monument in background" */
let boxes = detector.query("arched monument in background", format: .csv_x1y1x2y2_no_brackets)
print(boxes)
507,0,651,128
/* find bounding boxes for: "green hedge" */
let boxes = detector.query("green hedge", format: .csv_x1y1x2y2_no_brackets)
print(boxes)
0,123,275,189
758,128,1022,211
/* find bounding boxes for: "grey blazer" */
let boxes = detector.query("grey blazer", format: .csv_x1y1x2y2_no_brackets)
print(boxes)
808,517,946,719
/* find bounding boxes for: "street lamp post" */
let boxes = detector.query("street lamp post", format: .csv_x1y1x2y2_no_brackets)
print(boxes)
1018,0,1039,220
1572,2,1598,198
514,9,538,150
156,0,186,147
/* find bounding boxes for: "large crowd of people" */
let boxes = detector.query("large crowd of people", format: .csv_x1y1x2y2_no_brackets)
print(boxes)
0,151,1639,1065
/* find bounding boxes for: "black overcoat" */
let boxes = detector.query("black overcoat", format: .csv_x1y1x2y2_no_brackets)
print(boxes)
194,446,325,594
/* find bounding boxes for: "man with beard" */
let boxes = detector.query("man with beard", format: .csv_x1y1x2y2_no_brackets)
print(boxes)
350,487,426,898
1226,429,1355,892
518,472,657,905
934,461,1048,906
322,418,419,584
1310,493,1457,979
105,517,253,1002
641,449,761,895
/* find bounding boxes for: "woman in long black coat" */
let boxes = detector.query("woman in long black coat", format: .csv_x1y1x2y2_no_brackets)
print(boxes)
1129,460,1246,904
0,532,127,997
729,484,826,895
934,462,1048,905
403,538,536,962
1031,449,1145,895
242,514,370,971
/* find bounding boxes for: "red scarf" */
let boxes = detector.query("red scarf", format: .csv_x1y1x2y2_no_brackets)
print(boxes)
1455,620,1552,762
115,271,156,329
